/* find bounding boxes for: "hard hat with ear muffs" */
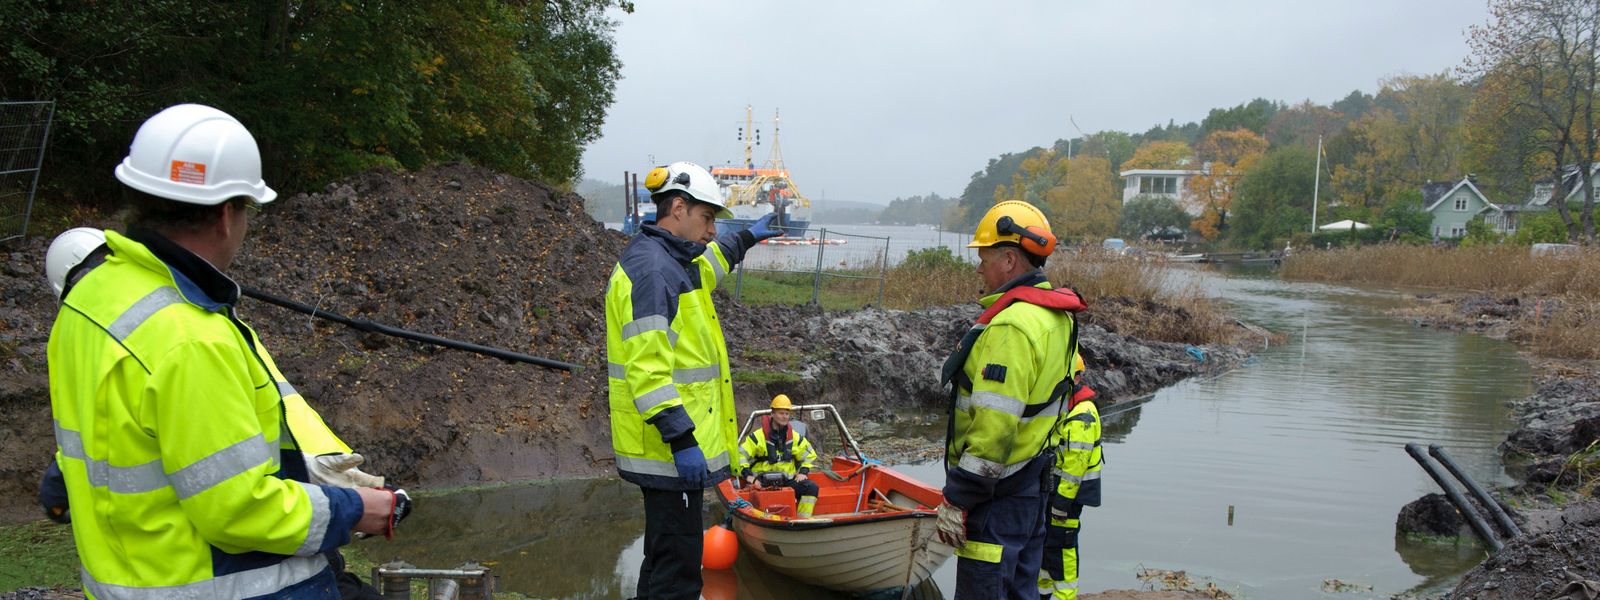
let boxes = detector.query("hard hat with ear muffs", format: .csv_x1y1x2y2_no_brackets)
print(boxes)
643,161,733,219
968,200,1057,256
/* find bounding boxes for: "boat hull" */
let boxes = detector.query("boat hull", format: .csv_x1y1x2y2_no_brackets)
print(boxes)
715,458,953,593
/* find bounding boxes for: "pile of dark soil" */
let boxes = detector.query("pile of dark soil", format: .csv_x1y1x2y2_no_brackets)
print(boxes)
1442,500,1600,600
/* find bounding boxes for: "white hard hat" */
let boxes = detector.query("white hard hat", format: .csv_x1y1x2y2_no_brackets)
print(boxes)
114,104,277,206
46,227,107,301
644,162,731,219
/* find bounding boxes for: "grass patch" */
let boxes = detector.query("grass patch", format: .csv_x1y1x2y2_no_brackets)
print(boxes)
0,520,80,591
733,369,802,385
742,349,807,370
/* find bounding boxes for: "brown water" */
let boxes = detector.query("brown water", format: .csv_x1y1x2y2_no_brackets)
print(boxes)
363,267,1526,598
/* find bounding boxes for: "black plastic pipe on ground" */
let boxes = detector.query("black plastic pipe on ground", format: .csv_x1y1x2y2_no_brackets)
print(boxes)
1405,442,1502,552
241,287,582,372
1429,444,1522,539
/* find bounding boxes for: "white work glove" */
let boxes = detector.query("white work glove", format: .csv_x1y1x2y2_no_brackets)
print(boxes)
936,500,967,547
305,453,386,488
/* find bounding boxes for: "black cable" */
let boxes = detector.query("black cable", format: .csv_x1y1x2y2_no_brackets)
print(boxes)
241,287,582,372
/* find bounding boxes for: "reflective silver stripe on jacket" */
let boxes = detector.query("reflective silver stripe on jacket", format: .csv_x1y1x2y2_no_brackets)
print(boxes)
56,422,278,498
632,384,680,414
107,287,184,341
276,381,298,398
616,450,732,478
1052,468,1103,485
81,553,329,600
168,435,275,500
958,391,1027,416
293,481,330,556
673,365,720,384
701,247,727,284
621,315,677,346
610,363,721,385
957,453,1033,480
1064,441,1097,451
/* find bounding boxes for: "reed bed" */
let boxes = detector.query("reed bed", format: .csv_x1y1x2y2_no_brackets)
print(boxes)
1284,245,1600,360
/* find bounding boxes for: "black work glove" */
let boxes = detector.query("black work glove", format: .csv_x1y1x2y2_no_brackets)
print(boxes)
39,462,70,525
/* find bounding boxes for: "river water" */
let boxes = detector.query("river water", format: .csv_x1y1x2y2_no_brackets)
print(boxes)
363,265,1527,599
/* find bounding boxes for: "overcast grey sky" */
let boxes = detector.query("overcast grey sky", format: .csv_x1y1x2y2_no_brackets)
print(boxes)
579,1,1490,206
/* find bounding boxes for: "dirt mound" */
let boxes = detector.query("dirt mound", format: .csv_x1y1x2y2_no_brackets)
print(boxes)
231,163,626,486
1443,500,1600,600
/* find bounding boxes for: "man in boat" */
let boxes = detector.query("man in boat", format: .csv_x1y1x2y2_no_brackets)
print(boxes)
47,104,401,600
1037,355,1103,600
738,394,820,517
937,200,1086,600
605,161,783,600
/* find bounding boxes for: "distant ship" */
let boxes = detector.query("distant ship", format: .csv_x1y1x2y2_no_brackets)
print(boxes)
710,106,812,237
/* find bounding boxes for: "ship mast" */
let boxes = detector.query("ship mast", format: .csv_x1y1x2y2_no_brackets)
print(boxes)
739,104,758,170
765,108,787,173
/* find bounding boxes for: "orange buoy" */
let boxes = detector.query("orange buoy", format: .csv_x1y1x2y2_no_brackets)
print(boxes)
702,523,738,570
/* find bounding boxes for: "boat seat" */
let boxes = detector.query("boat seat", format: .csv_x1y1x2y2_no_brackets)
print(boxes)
750,489,794,517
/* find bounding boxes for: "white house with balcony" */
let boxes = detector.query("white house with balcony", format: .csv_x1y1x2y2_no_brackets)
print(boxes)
1119,168,1206,215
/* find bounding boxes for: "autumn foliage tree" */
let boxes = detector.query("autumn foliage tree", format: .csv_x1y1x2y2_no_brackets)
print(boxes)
1185,128,1268,239
1121,141,1196,171
1465,0,1600,241
993,151,1120,239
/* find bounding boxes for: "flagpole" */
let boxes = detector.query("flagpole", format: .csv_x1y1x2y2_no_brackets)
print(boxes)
1311,135,1322,233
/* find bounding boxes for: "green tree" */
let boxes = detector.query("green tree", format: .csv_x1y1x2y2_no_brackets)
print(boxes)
1075,131,1139,173
953,150,1035,228
1119,195,1189,239
1201,98,1282,135
0,0,626,199
1374,189,1433,241
1230,146,1318,249
1511,210,1572,245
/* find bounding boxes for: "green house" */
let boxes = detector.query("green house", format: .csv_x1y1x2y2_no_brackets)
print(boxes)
1422,177,1503,239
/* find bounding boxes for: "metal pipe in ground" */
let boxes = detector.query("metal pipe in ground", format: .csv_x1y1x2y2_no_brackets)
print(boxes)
1405,443,1502,552
1429,444,1522,539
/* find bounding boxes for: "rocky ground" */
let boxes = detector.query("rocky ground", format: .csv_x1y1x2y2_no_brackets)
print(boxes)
1394,294,1600,599
0,163,1258,524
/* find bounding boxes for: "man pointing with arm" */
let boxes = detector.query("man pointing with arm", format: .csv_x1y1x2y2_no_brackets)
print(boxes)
605,162,783,599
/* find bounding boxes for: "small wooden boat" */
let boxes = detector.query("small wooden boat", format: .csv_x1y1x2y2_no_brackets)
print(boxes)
714,404,953,593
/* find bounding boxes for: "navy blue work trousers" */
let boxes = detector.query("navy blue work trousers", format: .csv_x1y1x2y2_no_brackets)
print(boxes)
953,479,1049,600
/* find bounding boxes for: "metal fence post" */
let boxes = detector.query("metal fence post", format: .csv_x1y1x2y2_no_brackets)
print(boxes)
1,101,56,243
734,258,745,302
810,228,827,306
877,235,889,307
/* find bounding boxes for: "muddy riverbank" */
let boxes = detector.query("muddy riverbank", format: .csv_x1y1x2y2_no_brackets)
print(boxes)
0,164,1261,523
1394,293,1600,598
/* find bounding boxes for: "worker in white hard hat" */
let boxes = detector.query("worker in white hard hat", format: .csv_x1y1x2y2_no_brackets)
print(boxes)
47,104,404,600
605,161,784,599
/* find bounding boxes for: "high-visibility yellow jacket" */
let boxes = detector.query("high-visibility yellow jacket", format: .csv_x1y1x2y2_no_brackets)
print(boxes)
739,420,817,477
605,224,758,490
49,230,362,599
1050,399,1103,510
943,272,1082,509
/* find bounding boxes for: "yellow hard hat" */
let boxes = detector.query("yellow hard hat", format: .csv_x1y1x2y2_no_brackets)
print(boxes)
770,394,795,410
968,201,1057,256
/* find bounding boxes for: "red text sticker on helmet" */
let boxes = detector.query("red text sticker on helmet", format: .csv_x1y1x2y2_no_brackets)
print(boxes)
169,161,207,185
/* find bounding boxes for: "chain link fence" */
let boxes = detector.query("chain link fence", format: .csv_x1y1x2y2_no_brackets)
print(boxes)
730,225,977,308
0,101,55,243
